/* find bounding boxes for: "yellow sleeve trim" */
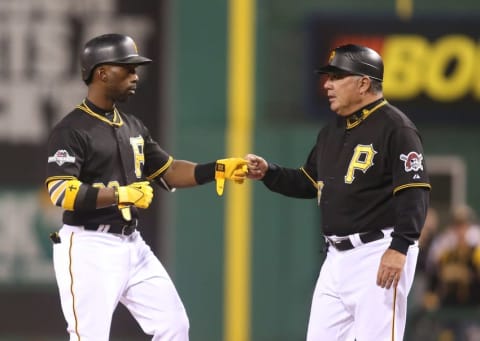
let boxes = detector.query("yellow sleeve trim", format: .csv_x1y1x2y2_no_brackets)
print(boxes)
45,175,76,186
393,182,431,194
146,156,174,180
300,167,318,189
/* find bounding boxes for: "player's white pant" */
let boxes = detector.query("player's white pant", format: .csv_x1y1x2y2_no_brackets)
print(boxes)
306,235,418,341
53,225,189,341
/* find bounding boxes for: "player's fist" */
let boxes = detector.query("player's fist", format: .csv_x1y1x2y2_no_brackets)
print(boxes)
117,181,153,209
215,158,248,196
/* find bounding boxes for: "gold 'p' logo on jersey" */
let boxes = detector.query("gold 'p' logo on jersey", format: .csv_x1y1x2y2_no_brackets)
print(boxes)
130,136,145,178
344,144,377,184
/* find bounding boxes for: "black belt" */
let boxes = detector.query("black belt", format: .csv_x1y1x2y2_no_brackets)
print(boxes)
326,230,385,251
83,219,138,236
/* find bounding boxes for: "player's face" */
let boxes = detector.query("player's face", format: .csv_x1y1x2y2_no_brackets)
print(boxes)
103,64,140,102
323,73,366,116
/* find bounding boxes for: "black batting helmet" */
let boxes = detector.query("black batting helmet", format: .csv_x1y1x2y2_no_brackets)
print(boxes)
315,44,383,82
81,33,152,82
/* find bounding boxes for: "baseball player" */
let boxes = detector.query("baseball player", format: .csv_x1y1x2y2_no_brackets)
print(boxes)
45,33,247,341
246,44,431,340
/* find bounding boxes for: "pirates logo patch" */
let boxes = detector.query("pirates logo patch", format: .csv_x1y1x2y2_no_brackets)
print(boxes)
399,152,424,172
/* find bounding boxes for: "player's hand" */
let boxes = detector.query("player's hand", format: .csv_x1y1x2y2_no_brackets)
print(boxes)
117,181,153,209
215,158,248,196
245,154,268,180
376,248,406,289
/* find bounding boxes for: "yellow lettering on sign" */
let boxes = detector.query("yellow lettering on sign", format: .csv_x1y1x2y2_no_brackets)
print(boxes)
474,45,480,100
426,35,475,101
383,35,428,100
383,34,478,102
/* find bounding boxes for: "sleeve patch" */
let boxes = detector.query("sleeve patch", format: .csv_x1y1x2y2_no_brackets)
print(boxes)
399,152,424,172
48,149,76,166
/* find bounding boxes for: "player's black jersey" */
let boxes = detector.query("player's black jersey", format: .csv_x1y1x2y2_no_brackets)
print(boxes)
263,98,431,236
45,99,172,227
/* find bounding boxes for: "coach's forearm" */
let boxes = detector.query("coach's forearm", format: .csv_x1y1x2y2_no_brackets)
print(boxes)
390,187,430,254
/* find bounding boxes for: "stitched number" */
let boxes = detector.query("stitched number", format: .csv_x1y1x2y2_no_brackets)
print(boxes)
344,144,377,184
92,181,120,189
129,136,145,179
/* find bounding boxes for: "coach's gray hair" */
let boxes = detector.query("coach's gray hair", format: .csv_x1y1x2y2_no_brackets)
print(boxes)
369,79,383,93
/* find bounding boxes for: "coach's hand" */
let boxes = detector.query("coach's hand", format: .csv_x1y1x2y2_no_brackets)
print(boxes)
215,158,248,196
116,181,153,209
246,154,268,180
376,248,406,289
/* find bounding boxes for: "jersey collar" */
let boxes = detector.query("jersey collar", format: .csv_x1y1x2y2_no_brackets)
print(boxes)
76,99,124,127
345,98,387,130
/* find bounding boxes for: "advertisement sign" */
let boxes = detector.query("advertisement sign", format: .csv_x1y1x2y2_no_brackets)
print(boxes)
306,16,480,123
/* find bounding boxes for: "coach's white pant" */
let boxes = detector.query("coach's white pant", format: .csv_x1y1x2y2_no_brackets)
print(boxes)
306,236,418,341
53,225,189,341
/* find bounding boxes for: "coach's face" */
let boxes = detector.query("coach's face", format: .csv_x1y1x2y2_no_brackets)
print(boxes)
323,73,369,116
102,64,140,102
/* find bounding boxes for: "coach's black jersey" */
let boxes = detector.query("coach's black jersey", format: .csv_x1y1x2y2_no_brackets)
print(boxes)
262,98,431,237
45,99,172,227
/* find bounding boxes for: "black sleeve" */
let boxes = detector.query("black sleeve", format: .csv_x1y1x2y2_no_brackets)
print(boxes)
262,163,317,199
390,187,430,254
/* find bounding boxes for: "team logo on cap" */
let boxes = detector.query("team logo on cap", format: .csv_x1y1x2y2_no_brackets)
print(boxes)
48,149,75,166
328,50,336,63
400,152,423,172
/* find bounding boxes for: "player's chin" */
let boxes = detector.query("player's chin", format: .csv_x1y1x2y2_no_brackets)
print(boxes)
116,92,134,102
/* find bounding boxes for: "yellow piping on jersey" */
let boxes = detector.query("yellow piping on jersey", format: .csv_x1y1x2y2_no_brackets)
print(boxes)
346,99,387,129
77,100,124,127
393,182,431,194
146,156,174,180
300,167,319,189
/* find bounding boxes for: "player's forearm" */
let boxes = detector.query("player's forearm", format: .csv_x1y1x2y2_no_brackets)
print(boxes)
96,187,117,208
162,159,201,188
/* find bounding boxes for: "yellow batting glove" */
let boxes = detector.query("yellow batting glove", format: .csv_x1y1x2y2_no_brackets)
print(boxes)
232,165,248,184
215,158,248,196
116,181,153,209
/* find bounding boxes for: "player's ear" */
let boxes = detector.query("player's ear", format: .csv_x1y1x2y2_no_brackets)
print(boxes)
96,67,107,82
